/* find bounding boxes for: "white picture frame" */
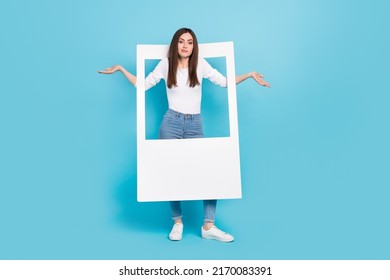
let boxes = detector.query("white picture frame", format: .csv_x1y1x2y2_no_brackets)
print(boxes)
136,42,242,202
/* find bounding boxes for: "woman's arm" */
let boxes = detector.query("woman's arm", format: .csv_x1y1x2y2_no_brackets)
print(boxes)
98,65,137,87
236,72,271,87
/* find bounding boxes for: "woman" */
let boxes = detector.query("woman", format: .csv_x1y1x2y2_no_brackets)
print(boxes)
99,28,270,242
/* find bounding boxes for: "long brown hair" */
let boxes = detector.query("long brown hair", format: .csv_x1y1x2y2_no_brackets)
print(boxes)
167,28,200,88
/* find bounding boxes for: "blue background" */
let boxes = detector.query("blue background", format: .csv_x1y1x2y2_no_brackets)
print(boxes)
1,0,389,259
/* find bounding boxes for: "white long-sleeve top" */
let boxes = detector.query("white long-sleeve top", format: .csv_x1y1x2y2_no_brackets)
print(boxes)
143,58,227,114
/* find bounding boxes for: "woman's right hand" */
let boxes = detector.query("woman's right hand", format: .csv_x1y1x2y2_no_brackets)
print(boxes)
98,65,123,74
98,64,137,87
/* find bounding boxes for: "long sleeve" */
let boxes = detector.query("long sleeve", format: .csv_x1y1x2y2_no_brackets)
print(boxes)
200,58,227,88
144,58,168,90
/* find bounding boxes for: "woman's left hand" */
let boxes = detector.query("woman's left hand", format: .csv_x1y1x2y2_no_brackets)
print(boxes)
251,72,271,87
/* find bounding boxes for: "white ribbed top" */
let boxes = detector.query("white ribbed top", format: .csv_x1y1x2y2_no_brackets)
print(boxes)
143,58,227,114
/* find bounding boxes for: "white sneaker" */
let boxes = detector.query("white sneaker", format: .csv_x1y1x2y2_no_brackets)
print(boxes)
201,226,234,242
169,223,183,241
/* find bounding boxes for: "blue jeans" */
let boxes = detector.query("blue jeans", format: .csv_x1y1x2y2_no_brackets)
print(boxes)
159,109,217,223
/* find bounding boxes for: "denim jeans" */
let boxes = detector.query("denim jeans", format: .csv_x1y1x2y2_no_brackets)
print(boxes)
159,109,217,222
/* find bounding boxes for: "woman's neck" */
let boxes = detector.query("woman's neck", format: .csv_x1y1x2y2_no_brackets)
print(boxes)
178,57,189,69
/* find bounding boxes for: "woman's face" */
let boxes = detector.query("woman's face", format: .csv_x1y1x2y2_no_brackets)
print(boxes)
177,32,194,59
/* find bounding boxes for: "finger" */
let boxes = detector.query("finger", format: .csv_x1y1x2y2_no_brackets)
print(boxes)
253,72,264,78
255,77,271,87
253,76,264,84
